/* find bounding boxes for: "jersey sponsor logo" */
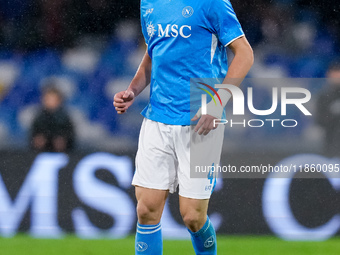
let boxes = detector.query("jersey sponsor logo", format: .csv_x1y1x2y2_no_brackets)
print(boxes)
146,22,192,39
136,242,148,252
204,235,215,248
158,24,191,38
182,6,194,18
147,22,156,38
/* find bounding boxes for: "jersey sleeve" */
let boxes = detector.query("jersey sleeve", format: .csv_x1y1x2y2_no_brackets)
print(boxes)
206,0,244,46
140,4,149,45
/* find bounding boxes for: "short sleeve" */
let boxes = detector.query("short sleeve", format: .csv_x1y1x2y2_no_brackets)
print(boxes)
140,3,149,45
206,0,244,46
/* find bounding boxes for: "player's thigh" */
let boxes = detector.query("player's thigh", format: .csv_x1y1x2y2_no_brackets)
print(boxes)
136,186,169,208
179,196,209,216
135,186,169,220
179,196,209,231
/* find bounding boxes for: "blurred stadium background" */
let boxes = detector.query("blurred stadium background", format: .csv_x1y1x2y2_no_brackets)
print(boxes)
0,0,340,254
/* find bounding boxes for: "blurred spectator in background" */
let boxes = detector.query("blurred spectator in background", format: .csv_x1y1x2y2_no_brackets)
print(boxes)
30,85,75,152
0,0,139,50
316,60,340,157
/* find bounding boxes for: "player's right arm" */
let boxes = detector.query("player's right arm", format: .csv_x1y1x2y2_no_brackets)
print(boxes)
113,49,152,114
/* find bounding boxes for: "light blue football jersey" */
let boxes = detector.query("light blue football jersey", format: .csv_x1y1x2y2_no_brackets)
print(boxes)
140,0,244,125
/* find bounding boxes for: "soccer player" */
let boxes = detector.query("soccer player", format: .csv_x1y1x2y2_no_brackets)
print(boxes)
114,0,253,254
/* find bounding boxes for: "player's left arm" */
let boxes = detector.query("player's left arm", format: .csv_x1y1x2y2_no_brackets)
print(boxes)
224,36,254,85
193,36,254,135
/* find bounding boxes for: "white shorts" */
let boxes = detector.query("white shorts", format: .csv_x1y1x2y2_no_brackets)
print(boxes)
132,118,224,199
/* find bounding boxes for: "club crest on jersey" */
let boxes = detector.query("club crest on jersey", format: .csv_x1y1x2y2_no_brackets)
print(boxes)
182,6,194,18
147,22,156,38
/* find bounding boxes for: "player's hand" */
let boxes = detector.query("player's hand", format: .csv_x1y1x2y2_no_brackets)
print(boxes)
113,90,135,114
191,110,218,136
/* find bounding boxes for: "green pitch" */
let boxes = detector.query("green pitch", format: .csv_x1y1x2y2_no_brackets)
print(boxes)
0,235,339,255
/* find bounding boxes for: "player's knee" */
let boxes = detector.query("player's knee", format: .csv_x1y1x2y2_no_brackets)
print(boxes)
136,201,161,224
136,201,151,220
181,212,205,232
